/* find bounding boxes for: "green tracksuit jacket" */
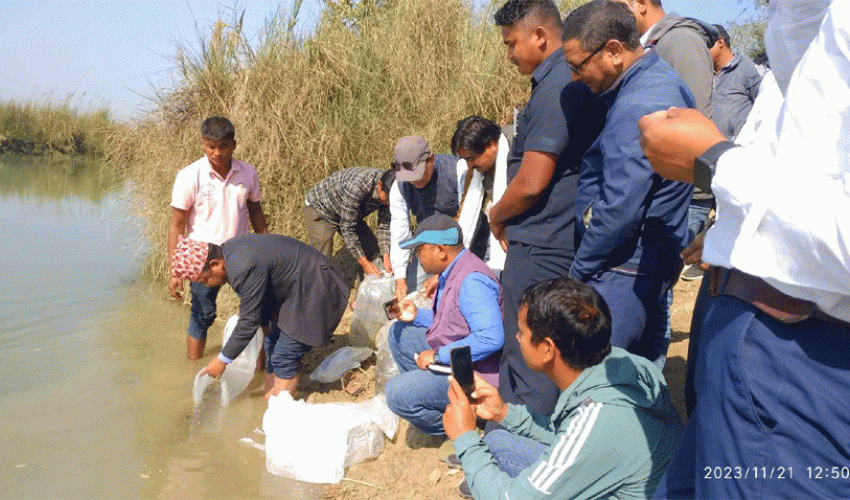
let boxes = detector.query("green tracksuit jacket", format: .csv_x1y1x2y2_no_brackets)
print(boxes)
454,347,683,499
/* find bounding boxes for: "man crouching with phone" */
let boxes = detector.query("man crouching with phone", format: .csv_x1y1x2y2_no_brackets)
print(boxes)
443,278,683,499
385,214,504,437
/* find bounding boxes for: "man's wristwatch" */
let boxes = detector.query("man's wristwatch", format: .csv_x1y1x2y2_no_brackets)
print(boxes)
693,140,737,194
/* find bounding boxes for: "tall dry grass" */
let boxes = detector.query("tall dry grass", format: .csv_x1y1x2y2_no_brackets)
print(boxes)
108,0,587,280
0,98,114,155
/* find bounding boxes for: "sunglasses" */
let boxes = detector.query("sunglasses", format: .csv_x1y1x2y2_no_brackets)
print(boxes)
391,153,430,172
567,45,605,75
391,160,417,171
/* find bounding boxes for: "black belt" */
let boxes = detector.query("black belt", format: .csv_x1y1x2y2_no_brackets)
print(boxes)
708,267,850,328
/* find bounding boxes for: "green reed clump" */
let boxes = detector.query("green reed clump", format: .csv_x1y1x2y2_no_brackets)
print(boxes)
109,0,587,281
0,98,115,155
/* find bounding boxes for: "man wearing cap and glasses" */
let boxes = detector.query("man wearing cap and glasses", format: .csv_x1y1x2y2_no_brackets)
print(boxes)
384,214,504,437
388,136,472,300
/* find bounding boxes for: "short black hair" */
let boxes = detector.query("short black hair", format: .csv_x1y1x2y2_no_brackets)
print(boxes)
713,24,731,46
519,277,612,370
494,0,563,32
451,116,502,156
562,0,640,51
379,168,396,193
201,116,235,141
203,243,224,271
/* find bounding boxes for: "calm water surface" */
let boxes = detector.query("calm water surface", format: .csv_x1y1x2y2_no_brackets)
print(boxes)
0,155,316,499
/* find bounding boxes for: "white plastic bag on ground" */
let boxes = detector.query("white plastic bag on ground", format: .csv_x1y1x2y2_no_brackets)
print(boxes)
309,346,374,384
263,392,398,484
192,314,263,406
349,273,394,348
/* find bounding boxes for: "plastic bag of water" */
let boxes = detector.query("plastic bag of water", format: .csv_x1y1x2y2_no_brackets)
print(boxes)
349,273,394,348
262,392,398,484
309,346,374,384
193,315,263,406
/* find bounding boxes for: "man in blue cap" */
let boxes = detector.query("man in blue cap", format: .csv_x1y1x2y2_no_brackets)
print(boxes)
384,214,505,436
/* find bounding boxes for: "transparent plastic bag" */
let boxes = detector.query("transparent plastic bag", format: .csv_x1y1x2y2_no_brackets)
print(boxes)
309,346,374,384
263,392,398,484
374,291,433,393
374,320,399,394
192,315,263,406
349,273,395,348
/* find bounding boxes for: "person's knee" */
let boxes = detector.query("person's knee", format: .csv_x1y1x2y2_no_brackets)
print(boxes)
388,322,412,362
384,377,406,414
270,331,311,379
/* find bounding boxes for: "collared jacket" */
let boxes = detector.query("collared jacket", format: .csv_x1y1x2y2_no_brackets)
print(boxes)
571,51,694,281
711,54,763,139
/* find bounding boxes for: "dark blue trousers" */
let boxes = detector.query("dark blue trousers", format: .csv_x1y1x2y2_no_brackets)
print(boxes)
655,294,850,499
587,269,676,367
497,241,571,418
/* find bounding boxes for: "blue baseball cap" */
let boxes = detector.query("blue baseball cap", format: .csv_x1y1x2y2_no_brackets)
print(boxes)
399,214,463,249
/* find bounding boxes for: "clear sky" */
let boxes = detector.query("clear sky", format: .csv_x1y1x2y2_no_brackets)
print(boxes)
0,0,755,121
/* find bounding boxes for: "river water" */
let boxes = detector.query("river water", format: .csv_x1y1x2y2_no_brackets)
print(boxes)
0,155,316,499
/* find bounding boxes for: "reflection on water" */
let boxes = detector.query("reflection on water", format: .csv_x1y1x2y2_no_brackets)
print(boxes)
0,154,118,202
0,155,319,499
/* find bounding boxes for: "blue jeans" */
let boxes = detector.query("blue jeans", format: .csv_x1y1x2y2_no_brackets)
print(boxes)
385,321,450,435
188,281,221,340
481,429,547,478
686,203,711,245
264,324,312,379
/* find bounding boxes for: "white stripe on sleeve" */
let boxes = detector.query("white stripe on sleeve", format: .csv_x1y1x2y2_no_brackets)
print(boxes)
526,402,603,495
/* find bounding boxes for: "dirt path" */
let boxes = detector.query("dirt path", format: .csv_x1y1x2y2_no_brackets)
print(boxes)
292,278,700,500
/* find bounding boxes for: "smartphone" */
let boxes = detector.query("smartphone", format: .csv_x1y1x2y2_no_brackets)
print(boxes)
383,298,400,320
450,346,475,400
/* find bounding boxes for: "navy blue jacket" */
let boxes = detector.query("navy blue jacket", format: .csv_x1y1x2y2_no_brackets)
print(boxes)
571,51,694,281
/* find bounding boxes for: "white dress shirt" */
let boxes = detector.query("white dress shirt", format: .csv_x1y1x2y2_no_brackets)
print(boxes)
704,0,850,321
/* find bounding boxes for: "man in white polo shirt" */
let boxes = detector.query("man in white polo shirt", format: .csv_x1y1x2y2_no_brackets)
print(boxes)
167,116,268,360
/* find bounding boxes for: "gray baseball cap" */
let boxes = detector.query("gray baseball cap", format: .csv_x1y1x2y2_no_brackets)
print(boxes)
392,136,431,182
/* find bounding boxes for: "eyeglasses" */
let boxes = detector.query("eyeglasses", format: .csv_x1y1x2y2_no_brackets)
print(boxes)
567,45,605,75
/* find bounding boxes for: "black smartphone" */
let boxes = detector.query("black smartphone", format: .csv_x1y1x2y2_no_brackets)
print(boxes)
383,298,400,320
450,346,475,400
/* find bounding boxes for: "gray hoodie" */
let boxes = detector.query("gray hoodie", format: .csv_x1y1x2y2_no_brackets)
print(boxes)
646,13,715,120
455,347,684,499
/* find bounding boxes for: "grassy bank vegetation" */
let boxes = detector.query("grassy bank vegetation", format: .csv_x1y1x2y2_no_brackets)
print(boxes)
108,0,586,280
0,99,114,155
